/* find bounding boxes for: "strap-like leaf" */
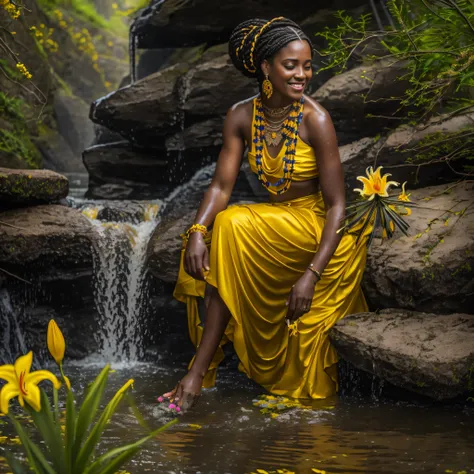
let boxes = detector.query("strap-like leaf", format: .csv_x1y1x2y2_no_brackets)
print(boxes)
71,365,110,469
28,391,65,472
9,415,55,474
3,450,28,474
65,387,77,473
84,419,178,474
74,380,134,473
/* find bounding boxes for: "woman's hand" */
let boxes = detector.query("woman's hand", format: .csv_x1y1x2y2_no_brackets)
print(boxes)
285,271,318,322
162,371,203,411
184,232,209,281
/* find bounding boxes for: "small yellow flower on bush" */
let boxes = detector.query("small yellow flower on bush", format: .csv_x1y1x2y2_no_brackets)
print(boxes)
15,63,32,79
0,351,60,414
1,0,20,19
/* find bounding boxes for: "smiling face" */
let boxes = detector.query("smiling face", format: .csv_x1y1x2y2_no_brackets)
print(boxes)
261,39,313,102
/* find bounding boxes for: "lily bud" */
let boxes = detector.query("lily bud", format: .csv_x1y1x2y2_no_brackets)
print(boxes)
47,319,65,365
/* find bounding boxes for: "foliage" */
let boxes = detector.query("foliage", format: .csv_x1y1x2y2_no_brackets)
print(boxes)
0,320,177,473
315,0,474,176
0,93,41,168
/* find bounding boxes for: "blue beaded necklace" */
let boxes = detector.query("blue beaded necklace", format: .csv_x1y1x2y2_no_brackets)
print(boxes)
253,96,304,195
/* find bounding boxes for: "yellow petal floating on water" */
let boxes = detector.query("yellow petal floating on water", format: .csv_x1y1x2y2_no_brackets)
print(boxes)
188,424,202,430
312,469,327,474
256,470,269,474
82,207,98,220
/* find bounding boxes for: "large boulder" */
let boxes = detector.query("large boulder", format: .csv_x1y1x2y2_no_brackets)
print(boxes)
330,309,474,400
83,141,219,200
89,64,187,144
340,112,474,191
181,55,258,119
363,181,474,315
313,61,410,145
0,204,95,271
0,168,68,206
133,0,367,48
147,163,259,283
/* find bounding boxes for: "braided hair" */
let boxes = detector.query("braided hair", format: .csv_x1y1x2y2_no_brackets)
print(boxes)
229,17,313,79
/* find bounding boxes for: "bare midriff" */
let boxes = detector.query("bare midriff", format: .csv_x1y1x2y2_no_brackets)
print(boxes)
268,177,320,203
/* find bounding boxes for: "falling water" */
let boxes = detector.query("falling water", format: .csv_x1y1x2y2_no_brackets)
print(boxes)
0,288,27,363
81,203,160,361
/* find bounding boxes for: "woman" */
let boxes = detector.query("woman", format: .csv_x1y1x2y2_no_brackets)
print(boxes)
164,17,368,409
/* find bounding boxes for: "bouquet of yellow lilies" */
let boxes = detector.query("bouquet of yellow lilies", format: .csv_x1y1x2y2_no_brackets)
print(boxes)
0,320,176,473
340,166,416,245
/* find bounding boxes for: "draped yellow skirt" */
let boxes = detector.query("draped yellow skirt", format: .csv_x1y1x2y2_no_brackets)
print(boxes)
173,192,368,399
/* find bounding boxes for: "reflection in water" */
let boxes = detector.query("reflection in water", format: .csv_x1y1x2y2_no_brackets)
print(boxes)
9,360,466,474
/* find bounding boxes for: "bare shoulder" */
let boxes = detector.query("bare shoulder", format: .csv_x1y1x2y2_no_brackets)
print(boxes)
302,95,333,128
227,96,254,122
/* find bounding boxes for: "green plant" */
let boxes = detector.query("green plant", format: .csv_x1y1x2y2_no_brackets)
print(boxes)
316,0,474,176
0,320,177,473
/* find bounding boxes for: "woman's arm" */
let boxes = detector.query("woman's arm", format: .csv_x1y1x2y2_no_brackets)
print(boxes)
185,105,246,280
307,104,345,275
285,104,345,321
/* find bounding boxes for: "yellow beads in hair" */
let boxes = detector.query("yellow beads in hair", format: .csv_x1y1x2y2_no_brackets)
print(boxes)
241,17,285,73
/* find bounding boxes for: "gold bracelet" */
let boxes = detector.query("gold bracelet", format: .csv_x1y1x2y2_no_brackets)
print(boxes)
307,263,322,281
180,223,208,245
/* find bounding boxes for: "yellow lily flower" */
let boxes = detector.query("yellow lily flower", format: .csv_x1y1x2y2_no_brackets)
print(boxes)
354,166,399,200
47,319,65,365
397,181,412,216
0,352,61,414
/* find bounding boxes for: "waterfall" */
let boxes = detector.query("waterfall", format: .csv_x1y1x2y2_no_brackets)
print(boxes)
0,288,27,364
81,202,160,361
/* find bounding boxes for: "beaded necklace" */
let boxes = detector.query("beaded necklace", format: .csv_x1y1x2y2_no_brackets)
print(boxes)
253,96,304,195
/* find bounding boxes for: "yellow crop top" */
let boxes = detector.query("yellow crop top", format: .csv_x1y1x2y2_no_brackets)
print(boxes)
247,98,319,182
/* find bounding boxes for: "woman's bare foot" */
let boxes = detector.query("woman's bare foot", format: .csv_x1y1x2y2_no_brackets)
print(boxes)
163,371,204,411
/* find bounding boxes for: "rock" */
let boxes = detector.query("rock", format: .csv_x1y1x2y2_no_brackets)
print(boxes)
147,163,260,283
133,0,367,48
53,90,95,157
34,125,86,173
181,55,258,119
363,181,474,315
83,141,218,200
79,200,157,224
340,113,474,191
147,210,194,283
313,61,410,145
0,168,69,205
89,64,186,144
330,309,474,400
165,118,224,150
0,205,95,271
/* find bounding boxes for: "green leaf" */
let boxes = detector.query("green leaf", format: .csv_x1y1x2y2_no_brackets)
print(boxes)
86,447,140,474
65,388,77,473
84,418,178,474
71,365,110,470
9,415,54,474
3,450,28,474
28,391,65,472
74,380,134,473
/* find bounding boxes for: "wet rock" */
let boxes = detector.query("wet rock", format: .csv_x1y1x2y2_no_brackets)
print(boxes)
79,200,157,224
147,163,260,283
53,90,95,157
313,61,410,145
363,181,474,315
181,55,258,119
83,141,217,200
341,112,474,190
0,205,95,272
89,64,187,144
133,0,366,48
330,309,474,400
0,168,69,206
165,118,224,150
34,126,86,173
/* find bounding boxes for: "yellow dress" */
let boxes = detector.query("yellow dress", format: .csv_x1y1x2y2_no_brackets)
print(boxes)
173,98,368,400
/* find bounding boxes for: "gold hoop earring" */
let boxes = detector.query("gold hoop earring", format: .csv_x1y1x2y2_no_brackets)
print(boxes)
262,74,273,99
